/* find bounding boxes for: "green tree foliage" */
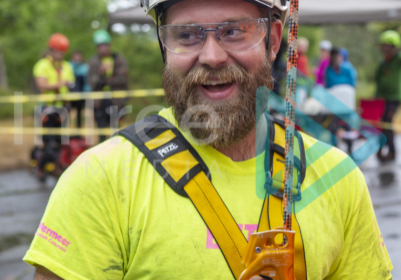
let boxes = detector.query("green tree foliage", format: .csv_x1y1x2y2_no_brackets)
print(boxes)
0,0,164,92
0,0,108,91
111,31,164,89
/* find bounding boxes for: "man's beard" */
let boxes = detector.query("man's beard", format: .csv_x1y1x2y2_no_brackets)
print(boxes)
162,56,273,149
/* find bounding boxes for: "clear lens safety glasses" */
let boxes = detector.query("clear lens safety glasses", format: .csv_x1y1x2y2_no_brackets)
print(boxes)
159,18,269,55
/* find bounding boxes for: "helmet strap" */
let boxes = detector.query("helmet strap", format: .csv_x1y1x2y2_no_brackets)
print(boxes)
267,8,272,59
155,9,166,64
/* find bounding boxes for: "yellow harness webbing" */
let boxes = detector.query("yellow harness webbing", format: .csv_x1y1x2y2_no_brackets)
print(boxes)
185,172,248,278
117,115,307,279
258,122,307,279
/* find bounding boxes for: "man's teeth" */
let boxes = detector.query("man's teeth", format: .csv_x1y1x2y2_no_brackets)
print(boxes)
204,80,232,86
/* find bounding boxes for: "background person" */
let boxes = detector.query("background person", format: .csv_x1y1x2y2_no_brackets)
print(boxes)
325,47,355,152
296,37,312,108
339,48,358,87
34,33,75,106
325,47,355,89
69,50,90,128
297,37,310,77
376,30,401,162
32,33,75,179
88,29,129,142
314,40,332,86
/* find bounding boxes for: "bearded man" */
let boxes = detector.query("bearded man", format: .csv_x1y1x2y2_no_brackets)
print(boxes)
25,0,392,279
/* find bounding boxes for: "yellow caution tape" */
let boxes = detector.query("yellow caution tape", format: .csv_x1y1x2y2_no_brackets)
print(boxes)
368,121,401,131
0,89,165,104
1,88,399,134
0,127,118,136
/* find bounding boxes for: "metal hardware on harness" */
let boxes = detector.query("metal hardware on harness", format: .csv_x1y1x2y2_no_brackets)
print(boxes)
239,229,296,280
239,0,301,278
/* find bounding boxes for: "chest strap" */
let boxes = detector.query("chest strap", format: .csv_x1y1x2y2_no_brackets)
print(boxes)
117,115,306,279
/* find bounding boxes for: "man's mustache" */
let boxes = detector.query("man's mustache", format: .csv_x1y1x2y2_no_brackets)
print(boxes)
183,64,251,88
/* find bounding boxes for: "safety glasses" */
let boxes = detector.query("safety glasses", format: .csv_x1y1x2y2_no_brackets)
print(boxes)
159,18,269,55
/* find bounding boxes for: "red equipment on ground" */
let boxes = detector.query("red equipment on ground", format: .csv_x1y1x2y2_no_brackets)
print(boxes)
59,136,88,170
359,99,385,133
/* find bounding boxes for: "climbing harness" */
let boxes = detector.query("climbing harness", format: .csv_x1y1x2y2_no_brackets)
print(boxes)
117,113,306,280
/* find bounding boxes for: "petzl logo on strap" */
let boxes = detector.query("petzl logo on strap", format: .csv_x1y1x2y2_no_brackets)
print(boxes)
158,142,179,158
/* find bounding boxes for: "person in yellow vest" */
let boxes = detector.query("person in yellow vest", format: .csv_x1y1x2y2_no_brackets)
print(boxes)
32,33,75,180
34,33,75,108
25,1,392,279
88,30,129,143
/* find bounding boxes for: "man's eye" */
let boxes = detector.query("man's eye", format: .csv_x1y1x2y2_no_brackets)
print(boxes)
178,32,195,40
224,28,245,37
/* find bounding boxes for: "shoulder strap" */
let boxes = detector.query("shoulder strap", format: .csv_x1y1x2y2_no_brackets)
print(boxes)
117,114,209,197
116,115,248,279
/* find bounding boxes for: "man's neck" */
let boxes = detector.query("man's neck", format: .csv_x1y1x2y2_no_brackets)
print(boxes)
216,115,267,162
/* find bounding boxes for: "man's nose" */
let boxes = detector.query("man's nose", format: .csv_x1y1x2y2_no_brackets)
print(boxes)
198,32,229,68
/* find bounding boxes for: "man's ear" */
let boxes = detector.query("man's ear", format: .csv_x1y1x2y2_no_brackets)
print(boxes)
269,20,283,61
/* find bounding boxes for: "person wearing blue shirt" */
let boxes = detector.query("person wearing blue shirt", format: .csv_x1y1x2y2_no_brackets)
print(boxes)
69,50,91,128
325,47,355,89
339,48,358,87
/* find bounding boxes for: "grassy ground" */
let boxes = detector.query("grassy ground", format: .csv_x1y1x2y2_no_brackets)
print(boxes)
0,118,35,172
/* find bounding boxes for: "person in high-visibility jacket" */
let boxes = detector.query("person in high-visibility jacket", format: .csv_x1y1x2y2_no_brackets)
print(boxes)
34,33,75,108
32,33,75,179
25,1,392,279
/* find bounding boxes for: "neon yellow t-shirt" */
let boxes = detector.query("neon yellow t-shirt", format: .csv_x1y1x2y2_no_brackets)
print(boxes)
33,56,75,107
23,108,393,279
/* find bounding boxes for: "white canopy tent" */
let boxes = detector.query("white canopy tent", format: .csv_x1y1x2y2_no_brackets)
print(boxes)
108,0,401,25
300,0,401,24
109,6,153,25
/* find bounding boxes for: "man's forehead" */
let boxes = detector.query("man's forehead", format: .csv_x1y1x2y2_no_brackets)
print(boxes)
165,0,261,25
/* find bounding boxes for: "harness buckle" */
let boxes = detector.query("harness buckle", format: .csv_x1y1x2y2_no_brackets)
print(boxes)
239,228,296,280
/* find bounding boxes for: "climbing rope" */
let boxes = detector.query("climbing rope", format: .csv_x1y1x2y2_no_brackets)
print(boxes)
283,0,300,231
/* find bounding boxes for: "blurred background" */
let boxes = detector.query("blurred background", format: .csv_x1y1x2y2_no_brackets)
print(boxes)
0,0,401,279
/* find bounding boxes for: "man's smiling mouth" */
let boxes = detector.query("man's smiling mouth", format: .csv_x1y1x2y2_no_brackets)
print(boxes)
201,78,235,95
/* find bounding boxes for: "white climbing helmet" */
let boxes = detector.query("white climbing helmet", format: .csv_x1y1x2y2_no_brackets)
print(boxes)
140,0,290,26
